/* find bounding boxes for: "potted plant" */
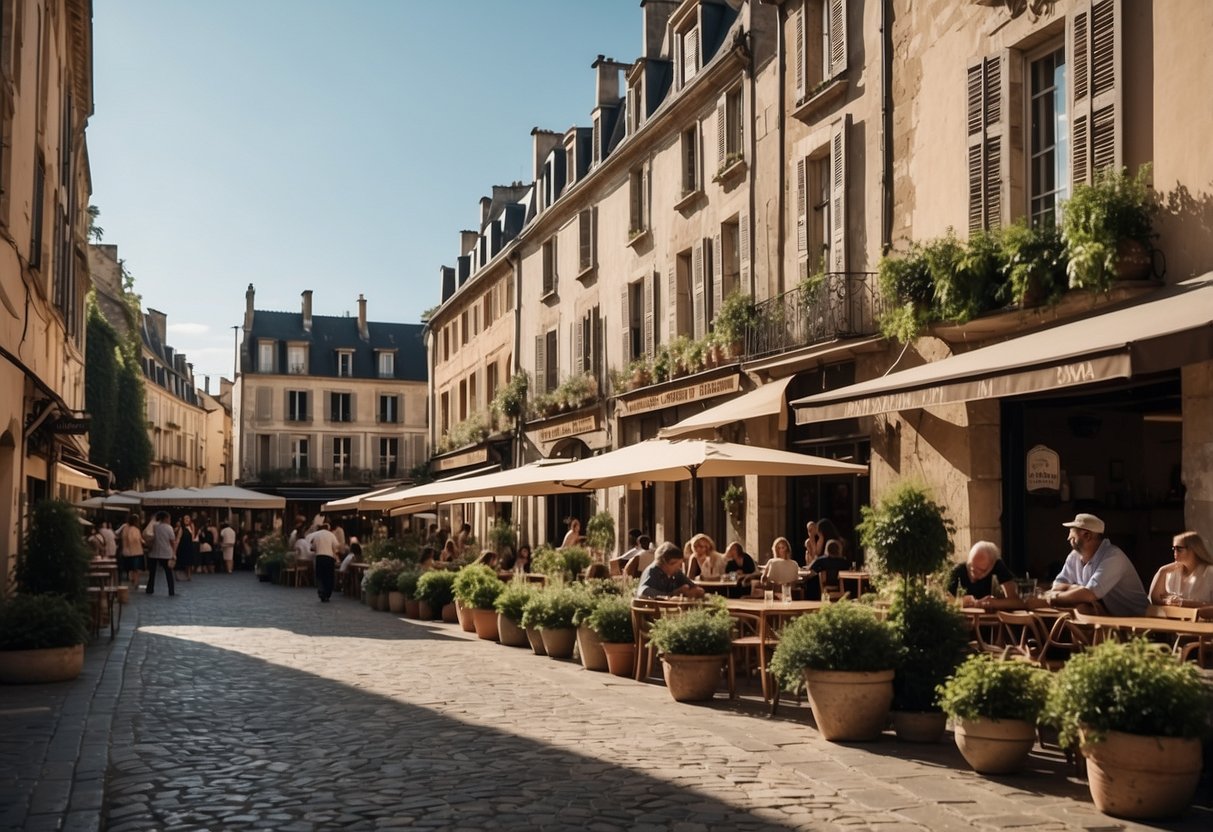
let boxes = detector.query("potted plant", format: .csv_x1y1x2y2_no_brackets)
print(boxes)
647,607,732,702
493,581,536,648
999,218,1068,308
1062,164,1158,291
876,244,932,344
584,512,615,561
720,482,745,526
0,595,90,684
769,601,903,741
937,653,1052,774
714,292,758,357
858,482,954,581
571,580,623,672
533,545,592,582
651,345,672,383
519,591,550,655
255,546,287,585
628,358,652,390
925,230,1003,325
487,520,517,559
1046,638,1210,819
452,564,505,641
586,595,636,677
490,371,528,424
16,500,91,606
521,586,580,659
397,570,421,619
415,570,456,622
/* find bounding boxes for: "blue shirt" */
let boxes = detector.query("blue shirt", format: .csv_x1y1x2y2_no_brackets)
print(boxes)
637,563,692,598
1054,538,1148,617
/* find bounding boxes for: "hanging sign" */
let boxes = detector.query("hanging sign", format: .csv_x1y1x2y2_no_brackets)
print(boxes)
1026,444,1060,492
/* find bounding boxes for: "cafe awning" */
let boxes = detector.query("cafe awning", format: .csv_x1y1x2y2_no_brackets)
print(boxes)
658,377,792,439
365,459,585,511
56,462,100,491
792,276,1213,423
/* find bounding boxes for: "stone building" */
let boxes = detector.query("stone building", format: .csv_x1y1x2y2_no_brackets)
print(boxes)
0,0,97,586
235,286,428,517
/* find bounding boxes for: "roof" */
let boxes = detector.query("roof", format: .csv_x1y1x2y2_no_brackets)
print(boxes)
247,311,427,381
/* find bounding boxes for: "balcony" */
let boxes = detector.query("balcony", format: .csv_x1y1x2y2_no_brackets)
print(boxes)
744,272,886,361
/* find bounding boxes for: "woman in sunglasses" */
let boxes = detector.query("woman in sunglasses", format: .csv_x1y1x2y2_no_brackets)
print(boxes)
1148,532,1213,607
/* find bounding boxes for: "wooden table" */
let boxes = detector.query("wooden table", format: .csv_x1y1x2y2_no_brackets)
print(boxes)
724,599,823,701
694,577,743,595
345,562,369,598
837,570,871,599
1073,612,1213,667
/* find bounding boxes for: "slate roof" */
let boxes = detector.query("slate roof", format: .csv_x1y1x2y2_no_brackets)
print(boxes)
245,311,427,382
140,315,199,406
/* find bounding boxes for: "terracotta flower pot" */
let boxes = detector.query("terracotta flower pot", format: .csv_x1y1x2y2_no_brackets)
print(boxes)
441,603,458,623
540,627,576,659
455,601,476,632
954,716,1037,774
0,644,85,684
803,669,894,742
660,653,726,702
497,615,530,647
403,599,420,619
1082,728,1202,819
387,591,406,614
576,626,608,672
471,608,499,641
892,710,948,744
417,600,435,620
601,641,637,677
526,627,547,655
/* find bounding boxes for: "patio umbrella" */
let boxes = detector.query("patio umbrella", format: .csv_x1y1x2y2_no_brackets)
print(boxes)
185,485,286,510
553,438,867,529
365,459,587,511
135,487,203,506
77,491,142,512
321,484,405,513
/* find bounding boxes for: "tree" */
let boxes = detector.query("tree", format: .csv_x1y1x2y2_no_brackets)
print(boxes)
111,355,152,488
85,299,120,467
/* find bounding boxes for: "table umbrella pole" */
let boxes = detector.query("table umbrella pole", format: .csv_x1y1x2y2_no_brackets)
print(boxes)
690,466,703,533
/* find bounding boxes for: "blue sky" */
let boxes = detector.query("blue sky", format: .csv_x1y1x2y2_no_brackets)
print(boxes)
89,1,637,387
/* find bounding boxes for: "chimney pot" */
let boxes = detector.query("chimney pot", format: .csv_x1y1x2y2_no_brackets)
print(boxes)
301,289,313,333
357,294,368,341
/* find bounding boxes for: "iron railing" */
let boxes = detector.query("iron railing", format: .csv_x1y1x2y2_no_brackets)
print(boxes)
744,271,886,361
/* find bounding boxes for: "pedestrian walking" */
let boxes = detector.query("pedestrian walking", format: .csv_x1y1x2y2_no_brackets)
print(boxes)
219,521,236,574
120,512,145,589
175,514,198,581
307,522,339,602
146,511,177,596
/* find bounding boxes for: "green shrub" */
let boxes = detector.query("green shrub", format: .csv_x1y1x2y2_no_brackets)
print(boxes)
876,245,933,343
452,564,504,610
17,500,91,606
365,559,410,594
858,482,954,579
585,596,633,643
396,569,420,598
363,537,419,566
532,545,592,580
0,594,89,650
520,586,580,630
415,570,456,608
585,512,616,554
769,601,902,690
487,520,517,555
494,582,537,623
938,653,1052,723
888,583,969,711
1046,638,1211,748
648,608,732,656
999,218,1068,307
1062,164,1157,291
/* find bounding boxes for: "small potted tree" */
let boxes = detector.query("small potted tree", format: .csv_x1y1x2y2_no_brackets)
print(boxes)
571,580,623,672
397,569,421,619
937,653,1052,775
452,564,505,641
0,595,90,684
714,292,758,358
585,595,636,677
493,581,536,648
519,591,550,655
647,607,732,702
1047,638,1210,819
415,570,456,622
487,520,517,560
769,601,903,741
584,512,616,562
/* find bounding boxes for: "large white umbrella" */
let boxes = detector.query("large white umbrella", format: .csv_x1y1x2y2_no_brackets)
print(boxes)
365,459,587,511
186,485,286,510
77,491,142,512
136,487,203,506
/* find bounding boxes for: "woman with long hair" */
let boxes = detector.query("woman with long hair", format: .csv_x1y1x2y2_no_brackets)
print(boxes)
684,533,725,580
1149,531,1213,606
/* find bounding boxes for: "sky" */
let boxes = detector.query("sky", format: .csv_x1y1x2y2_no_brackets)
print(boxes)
89,1,638,389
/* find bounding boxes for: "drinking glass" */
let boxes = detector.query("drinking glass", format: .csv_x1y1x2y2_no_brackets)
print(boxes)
763,589,774,603
781,584,792,604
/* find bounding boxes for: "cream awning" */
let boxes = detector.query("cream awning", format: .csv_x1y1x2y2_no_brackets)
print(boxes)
365,460,586,511
56,462,100,491
658,377,793,439
792,276,1213,423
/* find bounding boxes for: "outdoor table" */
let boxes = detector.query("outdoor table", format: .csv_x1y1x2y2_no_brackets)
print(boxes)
346,562,369,598
1072,612,1213,667
837,570,871,599
694,577,742,595
724,599,823,702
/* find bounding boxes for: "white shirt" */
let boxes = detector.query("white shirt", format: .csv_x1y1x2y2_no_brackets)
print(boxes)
307,529,339,559
220,527,236,547
100,527,117,557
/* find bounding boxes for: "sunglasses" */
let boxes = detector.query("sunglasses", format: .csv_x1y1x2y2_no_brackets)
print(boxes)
1171,545,1188,552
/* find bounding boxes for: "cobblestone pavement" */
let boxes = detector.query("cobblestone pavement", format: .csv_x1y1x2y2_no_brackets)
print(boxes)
3,574,1212,831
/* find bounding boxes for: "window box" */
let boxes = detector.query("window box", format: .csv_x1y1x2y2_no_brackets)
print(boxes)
673,188,703,212
627,227,650,247
576,264,596,283
713,155,747,185
792,76,848,123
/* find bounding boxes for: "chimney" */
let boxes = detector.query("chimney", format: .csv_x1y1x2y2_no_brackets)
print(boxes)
357,294,368,341
459,230,479,256
243,283,256,331
301,289,313,333
593,55,629,107
479,196,493,231
531,128,563,182
147,308,168,346
642,1,678,60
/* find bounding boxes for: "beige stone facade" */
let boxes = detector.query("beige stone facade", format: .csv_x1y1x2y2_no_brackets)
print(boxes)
0,0,95,587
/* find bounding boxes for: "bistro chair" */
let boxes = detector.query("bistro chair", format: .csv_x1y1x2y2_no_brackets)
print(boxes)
630,598,695,682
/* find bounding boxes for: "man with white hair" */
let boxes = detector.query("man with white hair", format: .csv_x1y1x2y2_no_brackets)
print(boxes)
1041,513,1147,616
947,541,1020,610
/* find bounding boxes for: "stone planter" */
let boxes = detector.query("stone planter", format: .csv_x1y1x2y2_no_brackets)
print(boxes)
954,717,1037,774
660,653,727,702
576,626,608,672
441,603,458,623
1082,728,1202,819
417,600,435,620
803,669,895,742
403,598,420,619
471,608,500,641
455,601,476,632
387,591,406,614
526,627,547,655
497,615,530,647
601,641,637,677
892,710,948,744
540,627,576,659
0,644,85,684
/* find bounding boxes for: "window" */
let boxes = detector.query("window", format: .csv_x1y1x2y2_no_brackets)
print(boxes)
623,281,643,364
258,341,274,373
329,392,352,422
377,351,394,378
379,394,398,423
379,438,399,478
287,391,309,422
575,306,602,384
577,209,596,274
681,126,700,195
1029,46,1069,228
337,351,353,378
287,345,307,374
486,364,499,411
468,371,478,415
544,329,558,394
460,310,469,345
30,153,44,269
290,437,309,473
332,437,351,478
542,237,558,296
796,116,848,273
628,166,647,236
677,22,700,87
717,87,744,173
627,73,644,134
718,220,741,308
794,0,849,104
257,435,271,472
534,329,558,395
672,250,693,339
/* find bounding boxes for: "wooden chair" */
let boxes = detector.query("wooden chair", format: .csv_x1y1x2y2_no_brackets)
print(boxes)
727,612,770,699
818,572,847,603
631,597,701,681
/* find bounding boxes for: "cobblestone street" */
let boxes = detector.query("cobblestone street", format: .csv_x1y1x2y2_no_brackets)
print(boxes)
3,574,1212,831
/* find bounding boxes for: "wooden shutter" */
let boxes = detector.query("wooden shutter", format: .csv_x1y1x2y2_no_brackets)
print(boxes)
716,97,727,169
644,271,657,356
351,436,361,472
829,115,848,273
579,210,591,271
534,334,545,394
574,317,584,375
666,262,678,340
712,233,724,321
796,157,808,256
739,210,751,291
348,392,357,424
966,54,1007,232
255,387,271,422
794,4,805,102
276,435,288,470
692,242,706,339
620,285,632,364
828,0,848,79
1069,0,1121,187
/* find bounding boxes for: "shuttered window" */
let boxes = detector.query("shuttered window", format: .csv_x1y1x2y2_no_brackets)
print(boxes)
828,115,848,273
578,209,596,273
1068,0,1121,188
966,55,1007,232
794,0,849,103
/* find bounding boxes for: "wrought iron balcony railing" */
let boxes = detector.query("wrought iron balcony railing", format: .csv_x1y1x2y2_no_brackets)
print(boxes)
744,272,886,361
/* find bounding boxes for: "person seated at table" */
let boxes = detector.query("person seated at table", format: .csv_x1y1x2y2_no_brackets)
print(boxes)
723,541,756,578
947,541,1021,610
1148,531,1213,607
293,528,314,565
805,539,852,601
561,517,585,549
513,544,532,573
86,525,107,559
814,518,845,567
585,562,611,580
417,546,437,572
476,550,499,569
1037,513,1148,617
637,543,706,599
758,537,801,591
685,533,726,580
615,533,652,569
439,540,459,563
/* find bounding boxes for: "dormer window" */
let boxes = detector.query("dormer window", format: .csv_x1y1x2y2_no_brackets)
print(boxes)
377,351,394,378
287,344,307,375
258,340,275,373
337,350,354,378
673,3,701,88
